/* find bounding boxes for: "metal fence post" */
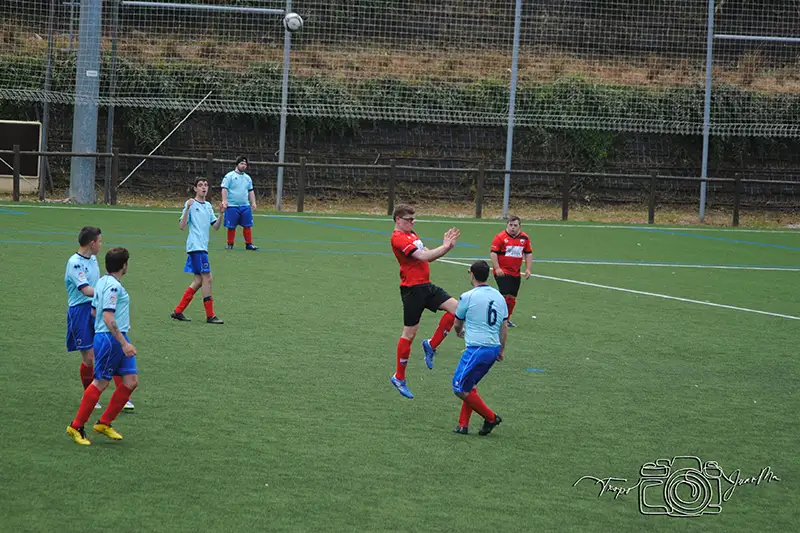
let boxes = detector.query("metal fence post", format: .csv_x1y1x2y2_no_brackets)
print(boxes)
475,162,485,219
561,171,571,221
648,170,657,224
732,173,741,226
12,144,21,201
297,157,306,213
387,159,396,216
110,149,119,205
206,152,214,184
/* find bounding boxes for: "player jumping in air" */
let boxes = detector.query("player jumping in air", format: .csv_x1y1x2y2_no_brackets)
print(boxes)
389,204,461,399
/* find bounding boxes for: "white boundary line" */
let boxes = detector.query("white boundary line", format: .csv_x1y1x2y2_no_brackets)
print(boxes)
449,257,800,272
1,203,799,234
438,259,800,320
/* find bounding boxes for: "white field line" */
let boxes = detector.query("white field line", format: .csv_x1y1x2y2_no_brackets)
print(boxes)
448,257,800,272
1,203,799,234
438,259,800,321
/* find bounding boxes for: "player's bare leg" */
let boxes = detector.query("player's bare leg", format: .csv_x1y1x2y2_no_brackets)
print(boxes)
201,273,223,324
391,324,418,399
422,298,458,370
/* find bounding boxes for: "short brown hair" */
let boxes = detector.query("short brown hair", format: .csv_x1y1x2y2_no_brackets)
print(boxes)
105,247,129,273
78,226,101,246
508,215,521,224
393,204,415,221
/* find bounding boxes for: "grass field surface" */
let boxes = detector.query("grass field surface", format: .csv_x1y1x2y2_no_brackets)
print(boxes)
0,203,797,533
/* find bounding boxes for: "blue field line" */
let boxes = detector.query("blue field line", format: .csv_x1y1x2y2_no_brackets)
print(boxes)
633,227,800,251
272,215,483,248
0,207,26,215
526,368,545,373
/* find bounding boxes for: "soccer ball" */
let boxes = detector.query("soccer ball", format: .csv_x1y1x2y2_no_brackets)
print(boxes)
283,12,303,32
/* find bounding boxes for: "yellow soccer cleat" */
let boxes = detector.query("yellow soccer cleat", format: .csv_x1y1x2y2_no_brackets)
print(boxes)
66,425,91,446
93,423,123,440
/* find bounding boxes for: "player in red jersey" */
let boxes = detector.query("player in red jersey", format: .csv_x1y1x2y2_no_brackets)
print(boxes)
489,216,532,327
390,204,461,399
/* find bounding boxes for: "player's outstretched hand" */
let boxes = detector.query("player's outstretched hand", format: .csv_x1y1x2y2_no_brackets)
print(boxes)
123,343,137,357
443,227,461,248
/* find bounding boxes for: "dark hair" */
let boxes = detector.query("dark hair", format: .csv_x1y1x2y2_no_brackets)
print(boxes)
470,260,490,282
194,176,209,187
393,204,415,221
105,247,130,273
508,215,521,224
78,226,102,246
235,156,248,165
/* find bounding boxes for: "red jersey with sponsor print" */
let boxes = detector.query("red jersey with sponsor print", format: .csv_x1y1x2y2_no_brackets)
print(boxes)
490,230,532,277
391,230,430,287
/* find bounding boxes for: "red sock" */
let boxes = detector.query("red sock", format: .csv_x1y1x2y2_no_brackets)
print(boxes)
174,286,197,314
113,375,123,388
465,389,496,422
505,295,517,319
430,312,456,349
99,384,133,426
79,362,93,389
227,228,236,246
395,337,411,381
71,383,103,429
458,394,474,427
203,296,215,318
243,227,253,244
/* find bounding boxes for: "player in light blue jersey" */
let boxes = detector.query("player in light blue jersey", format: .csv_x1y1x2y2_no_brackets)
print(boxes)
171,177,224,324
65,226,103,393
67,247,138,445
452,260,508,436
221,155,258,250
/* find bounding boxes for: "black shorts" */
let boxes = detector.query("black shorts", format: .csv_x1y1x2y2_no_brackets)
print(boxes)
494,275,521,297
400,283,452,327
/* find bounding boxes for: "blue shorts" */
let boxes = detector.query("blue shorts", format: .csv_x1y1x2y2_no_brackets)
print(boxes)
452,345,502,393
184,251,211,274
224,205,253,228
93,332,138,381
66,303,94,352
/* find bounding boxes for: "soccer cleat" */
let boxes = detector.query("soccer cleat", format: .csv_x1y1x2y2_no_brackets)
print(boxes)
390,375,414,399
206,315,224,324
453,425,469,435
225,243,234,250
421,339,436,370
245,243,259,251
478,414,503,436
123,400,135,411
507,321,517,328
171,312,191,322
93,423,123,440
94,403,102,410
66,425,91,446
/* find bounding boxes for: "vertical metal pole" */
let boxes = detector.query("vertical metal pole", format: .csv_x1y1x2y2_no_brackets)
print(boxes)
275,0,292,210
502,0,523,220
69,0,103,204
104,0,121,193
40,0,57,201
700,0,716,221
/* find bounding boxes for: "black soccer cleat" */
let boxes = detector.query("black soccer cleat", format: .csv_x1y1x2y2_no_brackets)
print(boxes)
245,243,259,251
478,414,502,436
171,312,191,322
206,315,224,324
225,244,234,250
506,321,517,328
453,425,469,435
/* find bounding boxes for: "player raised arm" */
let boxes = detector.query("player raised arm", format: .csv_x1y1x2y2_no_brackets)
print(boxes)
179,198,195,230
410,227,461,263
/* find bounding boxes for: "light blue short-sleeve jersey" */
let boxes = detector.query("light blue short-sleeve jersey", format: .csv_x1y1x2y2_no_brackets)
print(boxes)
93,275,131,334
180,199,217,252
64,253,100,307
221,171,253,207
455,285,508,347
